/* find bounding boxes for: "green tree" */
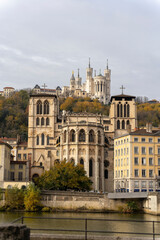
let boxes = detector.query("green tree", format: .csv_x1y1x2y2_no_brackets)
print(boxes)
36,160,92,191
5,186,24,210
24,184,41,211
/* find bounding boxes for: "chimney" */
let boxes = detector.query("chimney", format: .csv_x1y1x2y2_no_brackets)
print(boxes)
146,122,152,133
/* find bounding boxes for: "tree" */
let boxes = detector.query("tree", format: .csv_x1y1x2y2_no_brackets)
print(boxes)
24,184,41,211
5,186,24,210
36,160,92,191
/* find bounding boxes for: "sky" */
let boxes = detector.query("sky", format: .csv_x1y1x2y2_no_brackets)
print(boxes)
0,0,160,100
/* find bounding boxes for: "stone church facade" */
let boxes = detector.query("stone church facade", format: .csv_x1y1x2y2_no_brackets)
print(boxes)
28,92,137,192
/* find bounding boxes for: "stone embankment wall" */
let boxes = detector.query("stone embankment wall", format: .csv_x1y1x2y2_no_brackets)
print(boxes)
41,191,142,212
0,224,30,240
143,192,160,215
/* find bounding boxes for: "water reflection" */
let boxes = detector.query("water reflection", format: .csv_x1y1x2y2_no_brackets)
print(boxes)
0,212,160,238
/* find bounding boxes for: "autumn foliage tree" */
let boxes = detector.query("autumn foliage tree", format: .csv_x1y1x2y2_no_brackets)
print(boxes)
36,160,92,191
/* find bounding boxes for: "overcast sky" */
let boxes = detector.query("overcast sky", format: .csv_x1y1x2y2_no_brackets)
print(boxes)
0,0,160,99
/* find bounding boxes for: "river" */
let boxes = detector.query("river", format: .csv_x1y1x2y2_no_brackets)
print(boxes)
1,211,160,238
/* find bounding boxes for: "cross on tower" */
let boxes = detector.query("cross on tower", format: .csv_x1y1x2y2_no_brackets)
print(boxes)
42,83,47,92
120,85,125,94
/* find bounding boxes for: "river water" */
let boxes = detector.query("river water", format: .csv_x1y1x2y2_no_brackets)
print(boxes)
1,211,160,238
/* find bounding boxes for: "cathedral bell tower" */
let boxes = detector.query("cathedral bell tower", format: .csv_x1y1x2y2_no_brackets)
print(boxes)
86,58,93,95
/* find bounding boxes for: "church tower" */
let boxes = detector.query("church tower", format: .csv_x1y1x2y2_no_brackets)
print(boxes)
70,71,76,94
75,69,82,89
86,58,94,95
104,60,111,103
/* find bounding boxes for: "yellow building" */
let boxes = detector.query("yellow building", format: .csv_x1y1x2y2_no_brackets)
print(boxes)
114,125,160,192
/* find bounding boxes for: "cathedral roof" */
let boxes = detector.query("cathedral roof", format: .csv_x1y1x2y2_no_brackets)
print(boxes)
111,94,135,101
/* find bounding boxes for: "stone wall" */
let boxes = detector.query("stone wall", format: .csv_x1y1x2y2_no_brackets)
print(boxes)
41,191,136,212
0,224,30,240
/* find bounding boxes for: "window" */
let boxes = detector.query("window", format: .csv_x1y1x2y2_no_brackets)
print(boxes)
134,181,139,188
149,170,153,177
141,138,146,142
149,158,153,166
149,138,153,143
127,170,129,177
121,149,123,156
158,147,160,155
149,147,153,155
44,100,49,114
70,130,75,142
158,170,160,177
19,164,23,169
115,159,117,167
134,147,139,154
134,138,138,142
142,147,146,154
149,181,153,188
117,120,120,129
115,171,117,178
41,117,44,126
18,172,23,181
64,130,66,143
121,170,123,177
141,181,146,188
37,100,42,114
23,154,27,160
10,172,15,181
46,117,49,126
18,154,21,159
158,138,160,143
142,157,146,165
142,169,146,177
121,159,123,166
36,135,39,145
41,133,45,145
89,130,95,143
104,170,108,179
134,157,139,165
118,159,120,166
80,158,84,166
158,158,160,166
89,159,93,177
36,117,39,126
47,135,50,145
10,164,14,170
134,169,139,177
79,129,85,142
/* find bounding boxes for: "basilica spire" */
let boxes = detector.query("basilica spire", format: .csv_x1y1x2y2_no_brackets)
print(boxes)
106,59,108,69
89,57,91,68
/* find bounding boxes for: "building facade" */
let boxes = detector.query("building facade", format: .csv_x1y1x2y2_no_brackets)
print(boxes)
114,125,160,193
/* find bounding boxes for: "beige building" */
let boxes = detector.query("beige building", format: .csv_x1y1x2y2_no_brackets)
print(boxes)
27,91,137,192
0,140,29,188
114,125,160,193
2,87,15,98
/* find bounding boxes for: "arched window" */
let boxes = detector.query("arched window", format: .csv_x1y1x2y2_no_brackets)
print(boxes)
36,117,39,126
89,159,93,177
122,120,125,129
47,135,50,145
98,82,99,92
41,117,44,125
46,117,49,126
124,104,126,117
101,82,102,92
41,133,45,145
70,129,75,142
127,104,130,117
89,130,95,143
70,158,75,164
117,104,119,117
37,100,42,114
127,120,130,125
44,100,49,114
64,130,66,143
120,104,123,117
104,169,108,179
98,131,101,144
79,129,85,142
117,120,120,129
80,158,84,166
36,135,39,145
